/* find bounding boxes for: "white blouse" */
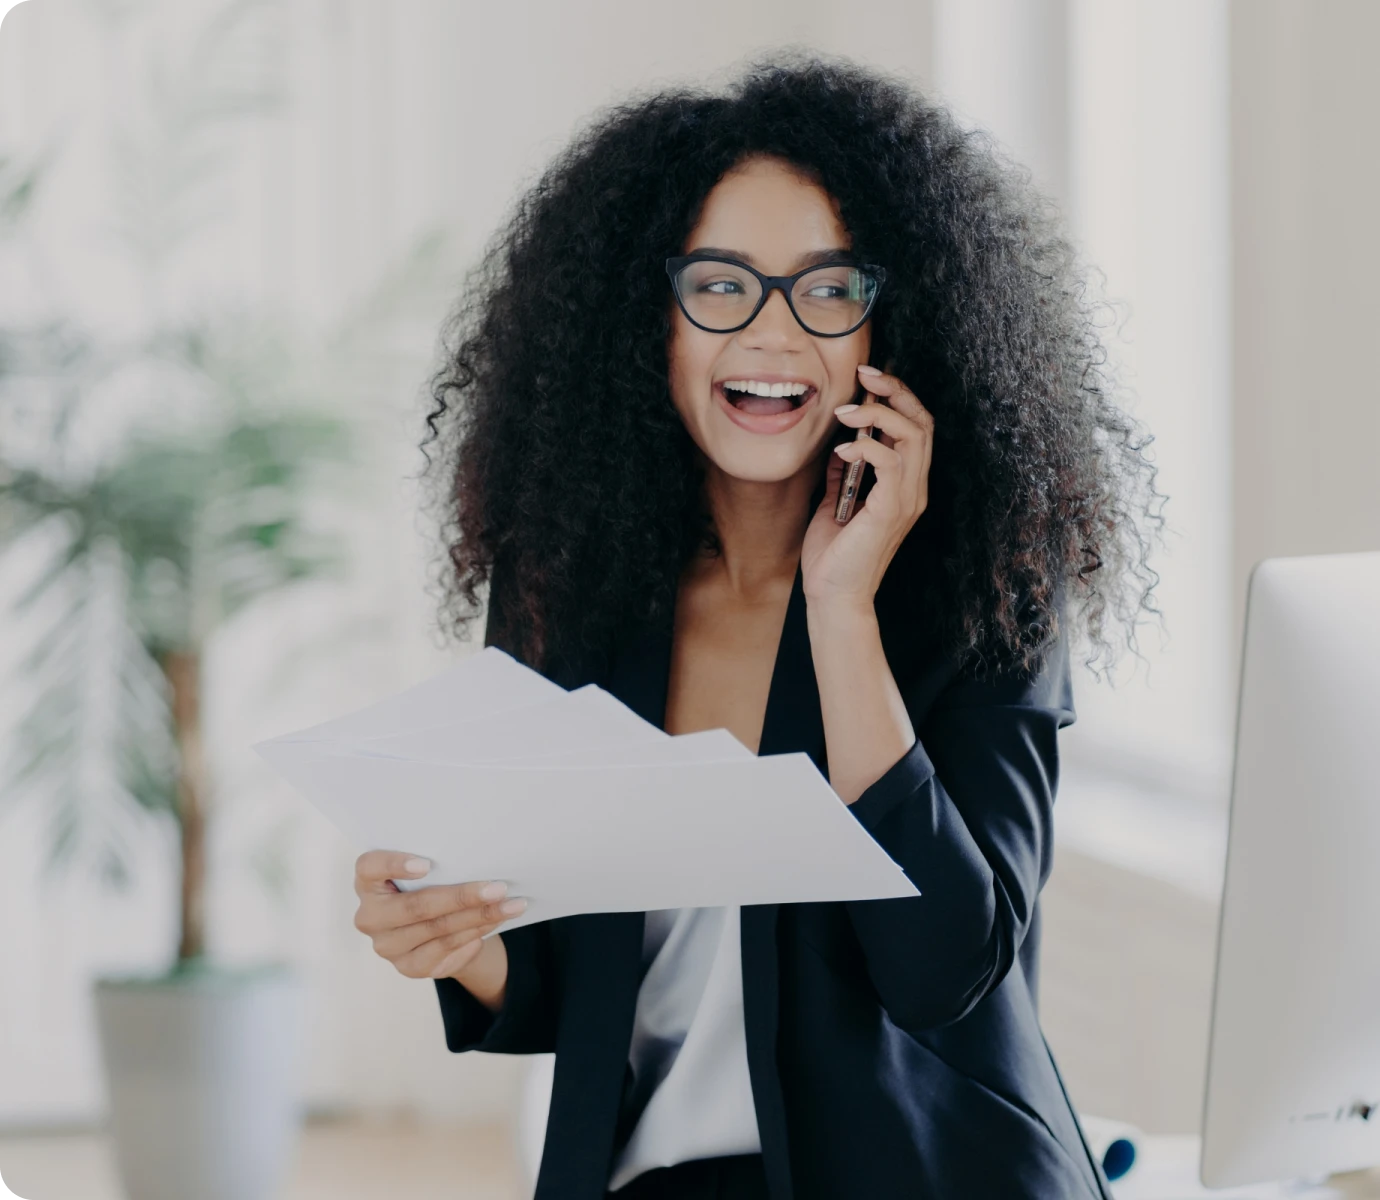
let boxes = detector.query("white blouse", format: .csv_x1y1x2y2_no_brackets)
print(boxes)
607,905,762,1191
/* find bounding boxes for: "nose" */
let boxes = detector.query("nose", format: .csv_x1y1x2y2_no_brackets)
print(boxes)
739,284,807,348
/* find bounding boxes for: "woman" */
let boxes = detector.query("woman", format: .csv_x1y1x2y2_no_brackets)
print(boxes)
352,55,1165,1199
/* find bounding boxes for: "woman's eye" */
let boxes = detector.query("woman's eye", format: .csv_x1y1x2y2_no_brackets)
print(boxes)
804,283,848,299
700,279,746,295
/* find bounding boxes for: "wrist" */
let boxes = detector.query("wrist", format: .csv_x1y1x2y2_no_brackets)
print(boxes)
806,596,886,683
804,590,878,630
450,932,507,1013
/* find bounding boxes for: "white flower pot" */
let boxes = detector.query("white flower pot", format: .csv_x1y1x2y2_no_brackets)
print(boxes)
93,965,303,1200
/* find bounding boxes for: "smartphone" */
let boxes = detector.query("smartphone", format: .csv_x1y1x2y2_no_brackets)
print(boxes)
833,349,894,525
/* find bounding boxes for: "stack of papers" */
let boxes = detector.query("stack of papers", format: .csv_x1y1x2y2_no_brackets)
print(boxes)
253,646,918,931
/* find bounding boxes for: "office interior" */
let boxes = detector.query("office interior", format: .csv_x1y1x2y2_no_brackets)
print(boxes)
0,0,1376,1197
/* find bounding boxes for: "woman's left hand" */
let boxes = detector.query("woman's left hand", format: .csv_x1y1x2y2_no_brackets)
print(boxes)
801,366,934,611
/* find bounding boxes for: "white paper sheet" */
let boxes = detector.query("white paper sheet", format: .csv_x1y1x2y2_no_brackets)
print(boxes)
494,728,752,768
343,685,666,763
272,646,565,743
253,646,919,927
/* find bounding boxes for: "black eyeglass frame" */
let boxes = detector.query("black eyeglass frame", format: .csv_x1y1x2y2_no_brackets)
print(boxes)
664,254,887,338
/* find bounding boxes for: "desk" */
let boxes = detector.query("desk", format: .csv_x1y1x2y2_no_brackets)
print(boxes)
1115,1136,1380,1199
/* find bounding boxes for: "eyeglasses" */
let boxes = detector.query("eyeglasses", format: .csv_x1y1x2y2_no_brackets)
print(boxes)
665,254,886,338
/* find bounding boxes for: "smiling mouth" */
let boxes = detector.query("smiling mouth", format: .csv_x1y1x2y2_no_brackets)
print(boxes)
717,382,818,416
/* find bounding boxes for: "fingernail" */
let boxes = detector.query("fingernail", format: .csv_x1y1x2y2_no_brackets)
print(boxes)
500,897,528,916
835,404,859,415
479,880,508,901
857,364,882,375
833,443,852,455
403,857,431,876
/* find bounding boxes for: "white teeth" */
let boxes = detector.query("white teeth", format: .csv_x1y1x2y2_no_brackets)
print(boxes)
722,379,810,397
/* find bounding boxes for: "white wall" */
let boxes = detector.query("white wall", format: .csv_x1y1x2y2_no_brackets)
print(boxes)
930,0,1234,817
932,0,1069,210
1230,0,1380,669
1067,0,1234,804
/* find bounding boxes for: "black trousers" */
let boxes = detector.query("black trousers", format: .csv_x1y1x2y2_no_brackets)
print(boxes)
605,1154,769,1199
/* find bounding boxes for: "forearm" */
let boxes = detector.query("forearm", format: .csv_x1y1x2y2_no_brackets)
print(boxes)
449,931,508,1012
806,597,915,805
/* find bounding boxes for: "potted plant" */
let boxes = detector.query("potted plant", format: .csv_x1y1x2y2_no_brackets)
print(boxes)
1,231,454,1200
0,5,461,1193
0,299,359,1199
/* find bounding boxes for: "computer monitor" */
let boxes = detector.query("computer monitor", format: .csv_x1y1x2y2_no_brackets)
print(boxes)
1200,549,1380,1187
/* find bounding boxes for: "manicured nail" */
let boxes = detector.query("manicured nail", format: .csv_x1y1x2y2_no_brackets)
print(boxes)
833,443,853,455
402,857,431,876
834,404,859,415
500,897,528,916
857,364,882,375
479,880,508,901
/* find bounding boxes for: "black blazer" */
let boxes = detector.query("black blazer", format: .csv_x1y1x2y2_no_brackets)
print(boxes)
435,562,1112,1200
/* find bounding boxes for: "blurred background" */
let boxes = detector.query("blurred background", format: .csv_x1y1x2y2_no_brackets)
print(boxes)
0,0,1376,1197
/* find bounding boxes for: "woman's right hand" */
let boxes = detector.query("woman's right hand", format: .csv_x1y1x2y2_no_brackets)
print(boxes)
352,851,526,1002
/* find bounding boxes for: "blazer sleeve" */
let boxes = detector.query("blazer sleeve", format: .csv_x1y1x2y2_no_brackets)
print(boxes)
432,557,561,1055
842,625,1077,1033
434,921,558,1054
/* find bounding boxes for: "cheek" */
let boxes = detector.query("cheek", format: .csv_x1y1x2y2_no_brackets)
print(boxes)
824,331,872,399
666,348,698,428
666,325,719,417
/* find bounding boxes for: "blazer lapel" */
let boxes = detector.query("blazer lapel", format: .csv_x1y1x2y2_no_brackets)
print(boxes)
542,565,825,1200
535,626,667,1200
743,562,824,1200
757,563,827,768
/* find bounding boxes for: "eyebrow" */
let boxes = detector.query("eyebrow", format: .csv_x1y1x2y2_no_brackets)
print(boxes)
688,246,856,269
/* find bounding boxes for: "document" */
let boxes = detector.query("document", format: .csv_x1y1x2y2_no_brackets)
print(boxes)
253,647,919,930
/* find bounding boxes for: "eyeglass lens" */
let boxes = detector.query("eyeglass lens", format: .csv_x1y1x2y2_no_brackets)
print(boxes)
674,260,878,335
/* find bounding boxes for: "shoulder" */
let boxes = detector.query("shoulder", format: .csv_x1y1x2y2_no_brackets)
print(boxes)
877,576,1076,727
934,629,1075,723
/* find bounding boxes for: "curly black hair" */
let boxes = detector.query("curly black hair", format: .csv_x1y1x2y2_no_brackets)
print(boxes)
420,51,1166,686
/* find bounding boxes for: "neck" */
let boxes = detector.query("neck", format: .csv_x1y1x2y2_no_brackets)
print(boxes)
691,456,820,598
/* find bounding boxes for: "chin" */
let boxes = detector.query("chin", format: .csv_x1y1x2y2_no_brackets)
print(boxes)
703,438,821,485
